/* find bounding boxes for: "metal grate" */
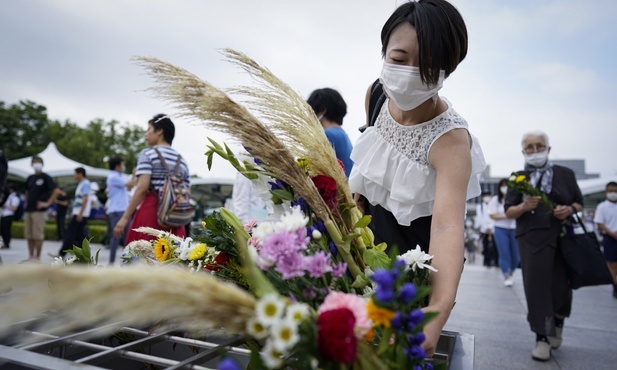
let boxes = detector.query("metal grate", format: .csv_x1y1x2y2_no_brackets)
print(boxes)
0,319,251,370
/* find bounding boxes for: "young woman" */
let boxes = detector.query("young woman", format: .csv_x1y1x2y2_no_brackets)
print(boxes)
349,0,486,356
488,178,518,286
113,114,190,244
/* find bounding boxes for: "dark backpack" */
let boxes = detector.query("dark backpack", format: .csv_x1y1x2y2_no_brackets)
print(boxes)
358,79,386,133
153,148,195,229
13,196,24,221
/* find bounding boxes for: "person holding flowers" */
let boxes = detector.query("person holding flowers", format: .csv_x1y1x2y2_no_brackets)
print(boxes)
504,130,583,361
349,0,486,357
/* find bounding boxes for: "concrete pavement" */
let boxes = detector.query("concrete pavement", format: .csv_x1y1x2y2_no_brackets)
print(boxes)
1,240,616,369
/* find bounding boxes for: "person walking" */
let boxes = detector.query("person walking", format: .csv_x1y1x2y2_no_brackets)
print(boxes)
349,0,486,356
307,88,354,178
55,188,68,241
593,181,617,298
488,178,518,286
476,191,497,268
24,156,59,262
106,156,131,264
51,167,91,258
113,114,190,244
1,185,21,249
505,130,583,361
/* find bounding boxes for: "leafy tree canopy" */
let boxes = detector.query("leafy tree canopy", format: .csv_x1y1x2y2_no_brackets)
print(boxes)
0,100,147,172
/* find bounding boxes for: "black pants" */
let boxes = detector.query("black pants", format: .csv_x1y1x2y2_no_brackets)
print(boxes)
1,215,14,248
368,203,432,253
481,233,499,267
59,216,87,257
56,210,67,241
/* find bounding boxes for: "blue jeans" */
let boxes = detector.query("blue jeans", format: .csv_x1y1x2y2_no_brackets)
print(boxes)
108,211,127,264
494,227,519,276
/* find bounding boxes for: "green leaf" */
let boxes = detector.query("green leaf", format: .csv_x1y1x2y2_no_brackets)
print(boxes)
81,238,91,259
351,273,371,289
94,249,101,265
270,189,294,201
374,242,388,252
207,137,224,151
206,152,213,170
363,249,391,270
353,215,372,229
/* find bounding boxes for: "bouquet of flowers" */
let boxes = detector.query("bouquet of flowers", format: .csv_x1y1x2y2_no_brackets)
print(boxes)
507,172,554,212
0,49,442,370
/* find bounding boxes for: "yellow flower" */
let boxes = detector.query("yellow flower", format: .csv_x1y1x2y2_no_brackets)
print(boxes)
366,299,396,328
297,157,309,172
189,243,207,260
201,221,206,228
153,238,171,261
515,175,526,183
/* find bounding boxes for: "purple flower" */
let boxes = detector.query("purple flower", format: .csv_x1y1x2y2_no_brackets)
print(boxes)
410,332,426,345
218,357,241,370
304,251,333,278
275,252,306,279
269,179,287,190
303,287,317,299
332,262,347,278
424,362,434,370
315,220,326,233
398,283,417,303
371,269,396,288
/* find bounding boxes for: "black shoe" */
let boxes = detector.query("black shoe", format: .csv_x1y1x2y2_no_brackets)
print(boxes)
613,285,617,299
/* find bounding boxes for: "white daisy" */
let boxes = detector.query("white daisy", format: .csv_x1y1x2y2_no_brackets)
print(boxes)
246,317,269,340
65,256,77,265
270,318,299,351
260,340,284,369
398,246,438,272
285,303,310,324
255,294,285,325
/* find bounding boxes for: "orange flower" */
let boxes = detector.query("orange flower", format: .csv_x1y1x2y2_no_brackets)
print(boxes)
366,299,396,328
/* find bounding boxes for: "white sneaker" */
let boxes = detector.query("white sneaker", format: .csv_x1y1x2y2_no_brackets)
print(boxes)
532,341,551,361
504,277,513,287
548,327,563,349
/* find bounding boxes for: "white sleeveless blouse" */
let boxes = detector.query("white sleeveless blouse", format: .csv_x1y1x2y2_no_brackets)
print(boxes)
349,98,486,226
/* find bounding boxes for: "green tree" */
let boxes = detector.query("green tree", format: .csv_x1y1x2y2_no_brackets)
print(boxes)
0,100,50,159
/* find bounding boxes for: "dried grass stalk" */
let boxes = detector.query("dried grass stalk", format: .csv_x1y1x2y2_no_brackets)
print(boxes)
132,55,332,222
0,265,255,337
222,49,354,206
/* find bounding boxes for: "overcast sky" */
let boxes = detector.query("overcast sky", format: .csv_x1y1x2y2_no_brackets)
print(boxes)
2,0,616,180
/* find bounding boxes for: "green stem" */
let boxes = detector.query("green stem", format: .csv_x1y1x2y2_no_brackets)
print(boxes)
324,219,362,278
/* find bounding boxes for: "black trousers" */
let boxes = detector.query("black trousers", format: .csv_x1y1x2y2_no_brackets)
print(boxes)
59,216,87,257
1,215,14,248
56,210,67,241
368,203,432,254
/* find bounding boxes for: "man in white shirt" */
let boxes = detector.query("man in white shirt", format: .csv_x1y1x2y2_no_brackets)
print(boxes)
52,167,91,258
594,181,617,298
106,157,131,264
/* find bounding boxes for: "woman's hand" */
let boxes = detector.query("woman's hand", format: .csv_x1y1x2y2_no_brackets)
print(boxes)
114,217,129,238
420,306,446,357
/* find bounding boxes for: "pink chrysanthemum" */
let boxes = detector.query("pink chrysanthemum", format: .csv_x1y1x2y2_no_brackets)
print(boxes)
317,292,371,337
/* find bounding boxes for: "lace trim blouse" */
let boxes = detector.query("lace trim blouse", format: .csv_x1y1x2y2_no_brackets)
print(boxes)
349,98,486,225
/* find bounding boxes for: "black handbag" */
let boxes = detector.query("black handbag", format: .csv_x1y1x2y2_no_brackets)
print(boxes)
559,214,614,289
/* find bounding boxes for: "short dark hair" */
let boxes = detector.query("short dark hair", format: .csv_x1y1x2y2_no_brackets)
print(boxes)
307,88,347,125
31,155,43,164
606,182,617,189
108,156,124,171
381,0,468,85
149,114,175,144
75,167,86,177
497,178,508,202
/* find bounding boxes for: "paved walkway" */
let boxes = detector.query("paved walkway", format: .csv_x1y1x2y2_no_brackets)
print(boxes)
1,241,616,369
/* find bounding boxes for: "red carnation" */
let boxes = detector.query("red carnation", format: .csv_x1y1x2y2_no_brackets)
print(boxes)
312,175,338,208
205,252,230,271
317,308,357,364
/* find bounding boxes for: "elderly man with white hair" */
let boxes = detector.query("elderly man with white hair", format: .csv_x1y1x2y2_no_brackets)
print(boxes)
504,130,583,362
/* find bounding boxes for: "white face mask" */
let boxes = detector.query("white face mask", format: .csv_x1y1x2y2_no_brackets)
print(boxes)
482,196,491,203
32,163,43,172
379,62,445,111
500,186,508,195
524,152,549,168
607,192,617,202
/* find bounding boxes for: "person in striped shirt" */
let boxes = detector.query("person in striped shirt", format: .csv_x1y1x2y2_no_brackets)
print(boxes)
113,114,190,244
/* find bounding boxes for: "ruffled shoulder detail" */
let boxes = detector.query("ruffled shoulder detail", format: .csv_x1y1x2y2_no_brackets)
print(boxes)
349,127,486,226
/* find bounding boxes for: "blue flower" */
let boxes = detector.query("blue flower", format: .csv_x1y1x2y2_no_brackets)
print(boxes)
398,282,417,303
410,332,426,345
292,197,308,213
268,179,287,190
375,286,395,303
217,357,241,370
423,363,434,370
329,241,338,257
406,345,426,361
371,269,396,288
408,308,425,325
315,220,326,233
390,311,405,330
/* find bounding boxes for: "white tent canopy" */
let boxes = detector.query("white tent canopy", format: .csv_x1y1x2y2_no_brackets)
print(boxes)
8,142,113,180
